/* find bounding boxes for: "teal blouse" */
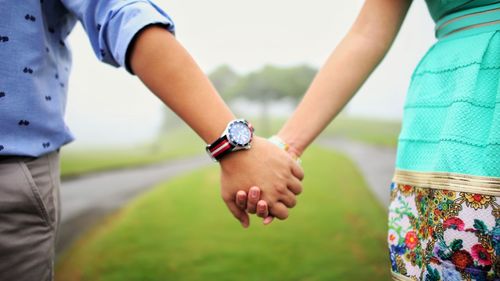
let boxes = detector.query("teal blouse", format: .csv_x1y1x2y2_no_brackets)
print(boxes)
395,0,500,177
425,0,500,22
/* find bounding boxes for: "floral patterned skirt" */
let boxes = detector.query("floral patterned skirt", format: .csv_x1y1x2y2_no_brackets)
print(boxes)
388,171,500,281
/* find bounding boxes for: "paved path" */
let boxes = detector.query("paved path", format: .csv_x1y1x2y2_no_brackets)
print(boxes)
318,137,397,208
57,155,211,256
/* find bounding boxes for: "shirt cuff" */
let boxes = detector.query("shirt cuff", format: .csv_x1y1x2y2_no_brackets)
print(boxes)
105,1,175,74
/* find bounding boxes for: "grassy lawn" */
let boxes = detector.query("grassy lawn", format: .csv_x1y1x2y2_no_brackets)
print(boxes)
322,117,401,148
60,128,204,179
250,116,401,148
56,146,390,281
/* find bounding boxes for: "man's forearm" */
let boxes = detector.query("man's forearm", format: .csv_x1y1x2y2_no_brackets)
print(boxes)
129,25,234,143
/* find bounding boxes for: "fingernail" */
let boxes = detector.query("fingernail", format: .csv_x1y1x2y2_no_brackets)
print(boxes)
250,189,258,198
263,217,273,225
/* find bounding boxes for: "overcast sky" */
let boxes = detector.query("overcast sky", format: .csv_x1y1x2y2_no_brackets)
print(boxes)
65,0,436,147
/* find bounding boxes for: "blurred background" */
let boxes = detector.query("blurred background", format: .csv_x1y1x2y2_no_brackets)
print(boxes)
56,1,436,280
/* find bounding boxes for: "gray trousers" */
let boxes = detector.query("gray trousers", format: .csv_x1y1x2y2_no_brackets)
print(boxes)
0,151,60,281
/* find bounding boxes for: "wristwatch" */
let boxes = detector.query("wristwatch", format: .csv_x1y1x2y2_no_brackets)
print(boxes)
206,119,254,161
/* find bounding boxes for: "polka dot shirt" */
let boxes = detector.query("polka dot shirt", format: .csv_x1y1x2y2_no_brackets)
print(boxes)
0,0,175,157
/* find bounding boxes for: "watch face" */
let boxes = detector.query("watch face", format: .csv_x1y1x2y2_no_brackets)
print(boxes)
228,121,252,146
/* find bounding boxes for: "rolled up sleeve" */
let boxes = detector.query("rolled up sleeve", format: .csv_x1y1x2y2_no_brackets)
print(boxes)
62,0,175,73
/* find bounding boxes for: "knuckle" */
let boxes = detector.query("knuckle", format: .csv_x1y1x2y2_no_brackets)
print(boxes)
266,200,275,209
275,184,287,194
277,212,289,220
294,187,303,195
270,205,288,220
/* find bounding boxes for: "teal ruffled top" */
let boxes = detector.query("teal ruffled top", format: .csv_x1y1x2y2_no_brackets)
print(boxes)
425,0,500,22
396,1,500,177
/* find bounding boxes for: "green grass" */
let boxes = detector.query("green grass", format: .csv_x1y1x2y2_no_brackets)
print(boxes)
56,146,390,281
322,117,401,148
248,116,401,148
60,128,204,179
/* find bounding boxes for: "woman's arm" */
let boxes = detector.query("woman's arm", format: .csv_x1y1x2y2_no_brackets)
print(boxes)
278,0,413,155
242,0,413,225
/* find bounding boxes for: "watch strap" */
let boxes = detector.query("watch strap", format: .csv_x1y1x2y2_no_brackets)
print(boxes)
206,135,235,161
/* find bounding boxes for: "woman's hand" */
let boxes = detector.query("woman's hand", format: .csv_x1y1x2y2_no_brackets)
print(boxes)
235,138,303,225
219,136,304,227
236,187,276,225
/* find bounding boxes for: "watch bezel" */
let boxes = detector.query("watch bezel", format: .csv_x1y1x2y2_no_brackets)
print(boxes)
205,119,254,162
226,119,254,148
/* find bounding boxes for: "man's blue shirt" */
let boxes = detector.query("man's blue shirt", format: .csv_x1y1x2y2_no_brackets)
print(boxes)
0,0,175,156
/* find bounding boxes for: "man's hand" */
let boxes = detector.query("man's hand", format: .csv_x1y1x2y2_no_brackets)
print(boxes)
219,136,304,227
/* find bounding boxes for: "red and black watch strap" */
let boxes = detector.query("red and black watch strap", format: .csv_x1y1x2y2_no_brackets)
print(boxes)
206,136,235,161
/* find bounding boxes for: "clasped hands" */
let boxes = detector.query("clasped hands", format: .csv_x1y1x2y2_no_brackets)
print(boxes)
219,136,303,227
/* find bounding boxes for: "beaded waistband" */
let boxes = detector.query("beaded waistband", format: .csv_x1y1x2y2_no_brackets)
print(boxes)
393,170,500,196
435,2,500,39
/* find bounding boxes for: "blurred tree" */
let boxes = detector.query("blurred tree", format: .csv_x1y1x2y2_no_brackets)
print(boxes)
228,64,316,135
208,65,240,101
229,65,316,100
160,64,316,136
